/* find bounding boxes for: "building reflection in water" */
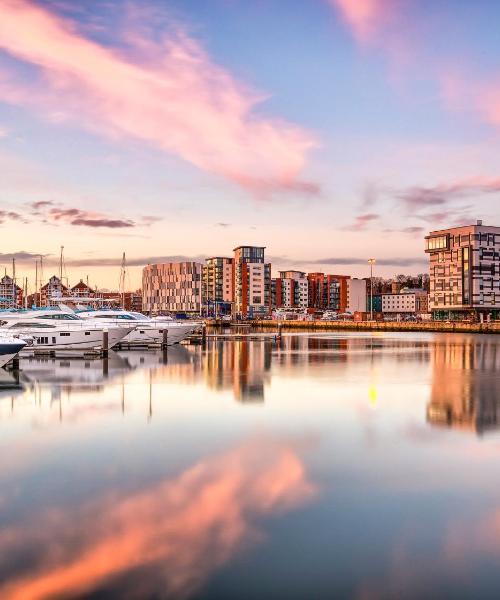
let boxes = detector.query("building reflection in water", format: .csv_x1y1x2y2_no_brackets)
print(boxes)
202,340,271,402
427,336,500,434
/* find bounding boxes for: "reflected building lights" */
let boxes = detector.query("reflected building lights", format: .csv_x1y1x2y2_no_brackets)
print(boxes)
427,337,500,434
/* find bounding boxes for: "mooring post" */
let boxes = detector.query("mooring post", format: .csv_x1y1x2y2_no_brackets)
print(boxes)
161,328,168,349
11,356,20,371
102,328,109,358
202,323,207,343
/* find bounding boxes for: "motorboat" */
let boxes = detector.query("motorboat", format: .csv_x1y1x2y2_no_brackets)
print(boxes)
75,308,198,345
0,335,27,367
0,309,135,351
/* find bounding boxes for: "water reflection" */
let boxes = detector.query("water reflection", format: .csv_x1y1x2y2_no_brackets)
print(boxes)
427,335,500,434
0,437,314,600
2,333,500,598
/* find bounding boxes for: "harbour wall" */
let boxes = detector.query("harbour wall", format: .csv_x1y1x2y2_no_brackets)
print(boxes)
245,320,500,334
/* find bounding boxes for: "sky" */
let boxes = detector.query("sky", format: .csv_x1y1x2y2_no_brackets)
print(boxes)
1,0,500,291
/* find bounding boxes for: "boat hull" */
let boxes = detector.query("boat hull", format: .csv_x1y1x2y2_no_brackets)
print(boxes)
0,341,26,367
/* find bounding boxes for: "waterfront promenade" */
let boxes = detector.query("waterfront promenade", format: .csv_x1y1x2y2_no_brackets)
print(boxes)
247,319,500,334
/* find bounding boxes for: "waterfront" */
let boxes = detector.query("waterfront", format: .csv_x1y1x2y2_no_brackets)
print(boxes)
1,332,500,598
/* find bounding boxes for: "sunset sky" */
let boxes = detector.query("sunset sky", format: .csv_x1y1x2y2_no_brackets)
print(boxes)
1,0,500,290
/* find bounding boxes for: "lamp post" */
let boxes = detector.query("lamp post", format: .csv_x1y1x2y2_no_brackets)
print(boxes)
368,258,376,321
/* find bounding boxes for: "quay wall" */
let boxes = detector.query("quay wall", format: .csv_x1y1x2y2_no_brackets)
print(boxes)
243,320,500,334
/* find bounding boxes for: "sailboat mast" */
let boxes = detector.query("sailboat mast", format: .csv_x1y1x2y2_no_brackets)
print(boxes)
35,259,38,307
12,258,16,308
120,252,126,309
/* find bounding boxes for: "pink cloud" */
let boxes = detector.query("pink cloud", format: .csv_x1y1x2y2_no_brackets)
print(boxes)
330,0,393,44
441,73,500,130
331,1,500,133
0,1,317,195
342,212,379,231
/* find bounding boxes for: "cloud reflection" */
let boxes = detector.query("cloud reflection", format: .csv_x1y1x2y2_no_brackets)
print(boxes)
0,437,315,599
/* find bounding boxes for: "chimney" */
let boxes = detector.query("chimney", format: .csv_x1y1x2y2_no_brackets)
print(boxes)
477,220,483,226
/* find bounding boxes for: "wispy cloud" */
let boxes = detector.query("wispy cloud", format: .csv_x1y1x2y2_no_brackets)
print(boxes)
268,254,427,268
330,0,395,44
0,210,24,224
65,254,207,268
342,212,379,231
48,206,135,229
383,226,425,235
0,251,47,263
2,200,161,230
0,0,317,196
330,0,500,133
397,177,500,212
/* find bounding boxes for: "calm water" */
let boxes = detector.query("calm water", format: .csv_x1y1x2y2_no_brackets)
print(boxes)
1,332,500,599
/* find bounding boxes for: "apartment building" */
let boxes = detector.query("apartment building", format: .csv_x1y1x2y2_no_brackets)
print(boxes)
307,273,350,312
425,221,500,318
202,257,234,316
142,261,202,314
233,246,271,318
346,278,367,313
272,270,309,309
0,275,23,308
382,288,429,315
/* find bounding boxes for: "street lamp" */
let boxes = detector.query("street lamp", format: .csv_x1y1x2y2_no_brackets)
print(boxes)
368,258,376,321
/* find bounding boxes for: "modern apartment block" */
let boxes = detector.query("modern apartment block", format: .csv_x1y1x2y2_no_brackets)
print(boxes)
307,273,350,312
202,257,234,315
142,261,203,314
272,270,309,309
425,221,500,318
346,278,367,313
382,289,429,315
233,246,271,318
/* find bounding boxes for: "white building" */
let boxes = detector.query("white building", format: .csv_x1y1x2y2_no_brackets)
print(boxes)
425,221,500,318
382,289,429,314
347,278,367,312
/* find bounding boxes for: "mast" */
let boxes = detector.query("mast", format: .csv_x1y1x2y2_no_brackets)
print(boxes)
39,255,44,306
12,258,16,308
59,246,63,281
35,259,38,307
120,252,126,309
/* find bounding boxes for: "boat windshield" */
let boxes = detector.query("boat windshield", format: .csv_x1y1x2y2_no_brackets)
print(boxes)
129,312,148,320
9,322,56,329
93,314,136,320
38,314,81,320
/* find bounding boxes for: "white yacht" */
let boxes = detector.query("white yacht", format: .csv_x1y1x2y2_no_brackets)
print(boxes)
76,309,198,346
0,309,135,352
0,335,27,367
